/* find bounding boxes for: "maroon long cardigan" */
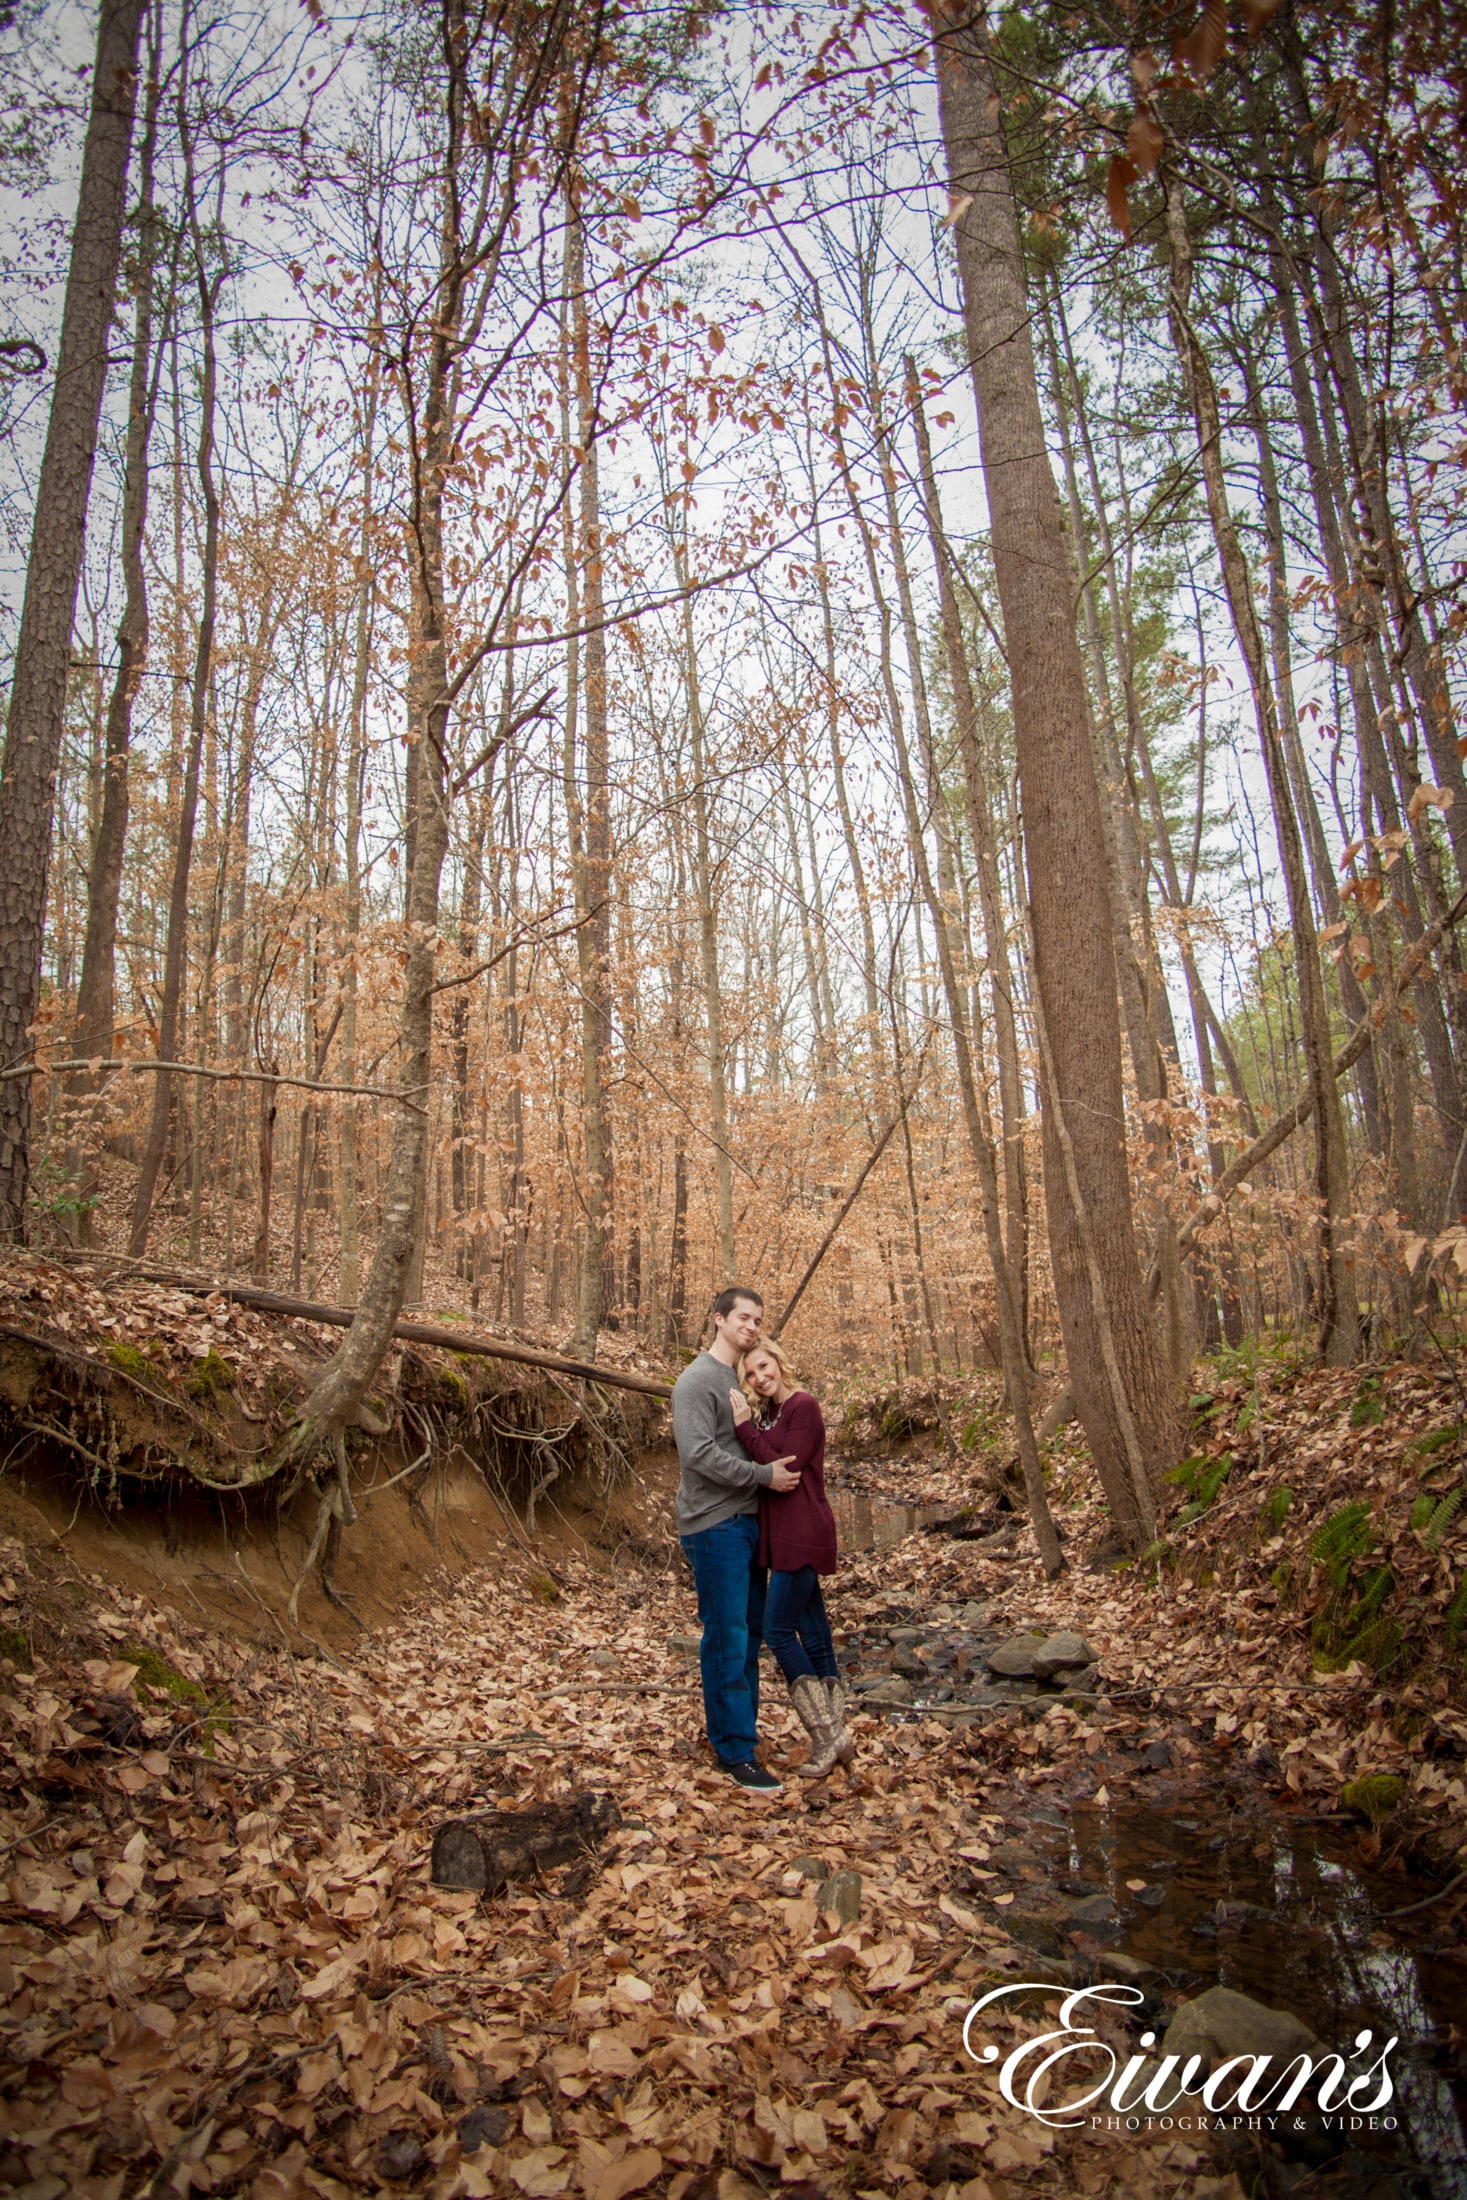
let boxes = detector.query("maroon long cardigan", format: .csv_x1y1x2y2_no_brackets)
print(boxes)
734,1391,839,1574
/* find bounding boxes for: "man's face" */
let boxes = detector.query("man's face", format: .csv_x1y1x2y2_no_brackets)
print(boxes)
717,1296,763,1354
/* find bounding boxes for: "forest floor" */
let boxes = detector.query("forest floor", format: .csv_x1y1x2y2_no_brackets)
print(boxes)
1,1276,1467,2199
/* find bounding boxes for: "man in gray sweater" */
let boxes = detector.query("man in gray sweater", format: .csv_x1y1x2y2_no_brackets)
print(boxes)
673,1285,799,1792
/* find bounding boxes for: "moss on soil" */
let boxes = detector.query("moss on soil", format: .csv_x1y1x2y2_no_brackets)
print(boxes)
106,1340,157,1382
184,1350,235,1403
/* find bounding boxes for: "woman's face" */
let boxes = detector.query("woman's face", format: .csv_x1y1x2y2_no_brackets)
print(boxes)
744,1350,783,1401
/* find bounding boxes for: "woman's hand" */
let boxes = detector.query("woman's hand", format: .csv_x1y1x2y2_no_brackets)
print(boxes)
729,1387,751,1425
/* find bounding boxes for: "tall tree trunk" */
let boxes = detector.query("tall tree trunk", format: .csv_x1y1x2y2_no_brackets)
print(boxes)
0,0,146,1238
806,457,881,1038
672,531,736,1284
934,7,1181,1523
1162,163,1358,1366
338,335,379,1304
72,20,160,1080
285,0,574,1458
128,45,222,1256
561,196,611,1353
1271,254,1465,1194
906,357,1031,1356
1245,358,1394,1181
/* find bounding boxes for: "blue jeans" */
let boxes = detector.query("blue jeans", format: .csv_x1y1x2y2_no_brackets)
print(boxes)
681,1514,767,1765
764,1567,837,1683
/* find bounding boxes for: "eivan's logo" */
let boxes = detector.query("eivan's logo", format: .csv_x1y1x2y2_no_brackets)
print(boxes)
962,1983,1399,2133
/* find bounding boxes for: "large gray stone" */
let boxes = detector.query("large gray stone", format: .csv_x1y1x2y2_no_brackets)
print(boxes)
1031,1631,1095,1681
817,1869,863,1926
1066,1892,1119,1925
990,1841,1044,1878
1162,1986,1322,2072
957,1600,991,1629
891,1645,927,1679
986,1631,1048,1678
1098,1950,1158,1986
864,1675,914,1707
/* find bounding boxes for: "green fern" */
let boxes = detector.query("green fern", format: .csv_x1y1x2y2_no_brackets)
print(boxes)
1425,1490,1464,1551
1166,1452,1208,1494
1170,1452,1231,1520
1309,1501,1376,1586
1444,1574,1467,1651
1345,1563,1394,1635
1313,1563,1399,1674
1261,1483,1293,1534
1414,1423,1462,1465
1411,1493,1437,1532
1350,1376,1385,1429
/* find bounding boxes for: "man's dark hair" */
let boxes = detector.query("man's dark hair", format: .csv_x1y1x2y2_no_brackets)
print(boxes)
711,1285,763,1322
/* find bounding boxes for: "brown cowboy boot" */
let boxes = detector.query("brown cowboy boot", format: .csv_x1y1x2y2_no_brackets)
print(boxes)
823,1674,855,1765
788,1673,841,1779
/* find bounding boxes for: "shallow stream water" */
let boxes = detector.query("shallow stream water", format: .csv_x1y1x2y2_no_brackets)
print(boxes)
1022,1796,1467,2193
826,1485,948,1551
832,1488,1467,2191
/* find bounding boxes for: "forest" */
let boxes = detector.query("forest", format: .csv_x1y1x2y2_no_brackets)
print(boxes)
2,3,1467,2195
0,0,1463,1539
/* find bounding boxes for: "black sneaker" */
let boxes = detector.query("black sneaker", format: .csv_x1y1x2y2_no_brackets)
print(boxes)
724,1760,782,1793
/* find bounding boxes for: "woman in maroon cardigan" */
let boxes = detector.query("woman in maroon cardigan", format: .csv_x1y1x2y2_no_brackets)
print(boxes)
729,1339,853,1778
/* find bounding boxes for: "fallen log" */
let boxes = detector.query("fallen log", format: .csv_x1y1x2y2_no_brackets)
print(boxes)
430,1791,621,1895
56,1254,675,1399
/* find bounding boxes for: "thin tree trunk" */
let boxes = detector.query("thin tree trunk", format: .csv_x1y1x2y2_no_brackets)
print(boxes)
286,0,577,1458
252,1061,277,1282
673,531,736,1284
338,333,379,1305
0,0,146,1237
560,198,610,1351
128,50,223,1256
1162,162,1358,1365
905,357,1031,1355
72,20,161,1080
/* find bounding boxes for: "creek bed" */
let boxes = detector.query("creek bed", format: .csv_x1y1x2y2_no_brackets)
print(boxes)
999,1793,1467,2193
826,1492,1467,2189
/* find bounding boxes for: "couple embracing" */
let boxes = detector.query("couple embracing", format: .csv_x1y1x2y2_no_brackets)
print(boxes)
671,1286,853,1794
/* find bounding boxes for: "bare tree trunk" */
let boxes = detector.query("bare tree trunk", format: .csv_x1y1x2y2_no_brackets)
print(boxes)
560,198,611,1352
338,335,379,1304
1245,359,1397,1189
1271,258,1465,1194
934,7,1181,1520
905,358,1031,1358
0,0,146,1238
129,49,223,1256
1162,163,1358,1365
73,22,161,1084
806,457,881,1038
674,534,736,1284
252,1061,277,1282
285,0,575,1461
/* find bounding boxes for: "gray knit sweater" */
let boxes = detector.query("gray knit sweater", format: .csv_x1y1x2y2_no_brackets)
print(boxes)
672,1351,772,1536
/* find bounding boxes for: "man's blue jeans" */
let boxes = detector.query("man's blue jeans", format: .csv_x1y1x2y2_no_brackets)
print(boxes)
680,1513,766,1766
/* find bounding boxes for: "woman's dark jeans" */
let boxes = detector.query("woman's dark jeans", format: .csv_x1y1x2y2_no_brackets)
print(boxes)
763,1565,837,1683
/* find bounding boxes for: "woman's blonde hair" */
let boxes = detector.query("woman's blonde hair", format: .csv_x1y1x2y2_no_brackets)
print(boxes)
737,1334,795,1405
